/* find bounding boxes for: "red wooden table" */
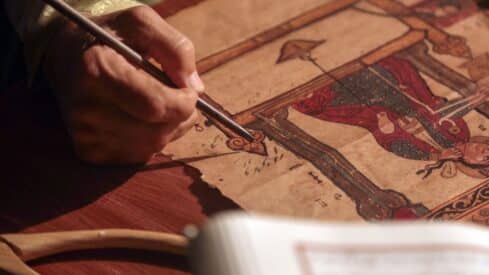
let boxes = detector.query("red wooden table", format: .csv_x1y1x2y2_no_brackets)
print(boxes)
0,1,238,274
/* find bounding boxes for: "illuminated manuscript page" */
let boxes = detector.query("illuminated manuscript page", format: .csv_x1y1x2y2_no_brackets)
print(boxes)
163,0,489,222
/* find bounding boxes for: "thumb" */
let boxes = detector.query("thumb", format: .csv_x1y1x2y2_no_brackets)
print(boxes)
110,6,205,92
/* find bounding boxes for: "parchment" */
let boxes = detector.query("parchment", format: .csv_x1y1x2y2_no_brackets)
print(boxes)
163,0,489,222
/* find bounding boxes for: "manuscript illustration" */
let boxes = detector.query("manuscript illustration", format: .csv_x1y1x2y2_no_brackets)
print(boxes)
163,0,489,223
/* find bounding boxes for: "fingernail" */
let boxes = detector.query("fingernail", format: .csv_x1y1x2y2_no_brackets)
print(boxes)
187,71,205,92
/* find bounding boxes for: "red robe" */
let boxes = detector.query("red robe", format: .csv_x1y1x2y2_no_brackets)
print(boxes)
293,56,470,160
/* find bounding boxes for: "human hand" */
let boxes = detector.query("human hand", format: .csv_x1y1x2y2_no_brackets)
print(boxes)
43,6,203,164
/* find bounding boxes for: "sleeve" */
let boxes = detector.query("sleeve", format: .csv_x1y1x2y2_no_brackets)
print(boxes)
3,0,153,82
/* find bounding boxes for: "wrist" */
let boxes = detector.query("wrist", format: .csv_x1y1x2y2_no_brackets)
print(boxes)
28,0,143,84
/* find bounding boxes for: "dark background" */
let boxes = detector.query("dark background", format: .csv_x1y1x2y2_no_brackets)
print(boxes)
0,0,25,92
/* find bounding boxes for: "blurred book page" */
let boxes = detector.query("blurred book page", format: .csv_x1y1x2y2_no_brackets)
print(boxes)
190,213,489,275
298,244,489,274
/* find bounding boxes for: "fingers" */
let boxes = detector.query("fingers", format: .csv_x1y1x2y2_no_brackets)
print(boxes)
82,45,198,124
168,109,200,142
46,6,203,165
110,6,205,91
69,102,198,164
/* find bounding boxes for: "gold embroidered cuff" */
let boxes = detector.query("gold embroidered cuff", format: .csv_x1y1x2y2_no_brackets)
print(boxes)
26,0,143,83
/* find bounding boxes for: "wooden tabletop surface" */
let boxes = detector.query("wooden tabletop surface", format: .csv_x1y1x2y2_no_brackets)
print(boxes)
0,1,239,274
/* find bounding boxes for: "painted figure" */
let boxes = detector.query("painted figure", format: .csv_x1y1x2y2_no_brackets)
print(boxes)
293,56,489,178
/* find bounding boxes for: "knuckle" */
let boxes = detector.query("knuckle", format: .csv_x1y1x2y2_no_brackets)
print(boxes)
95,53,118,79
122,4,159,22
170,99,197,122
61,20,80,36
84,45,105,62
174,36,195,58
170,37,196,73
141,96,168,122
89,50,129,88
126,5,157,24
119,6,159,45
81,46,104,79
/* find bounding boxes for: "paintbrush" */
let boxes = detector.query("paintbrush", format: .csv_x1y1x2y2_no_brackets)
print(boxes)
41,0,255,142
0,229,188,274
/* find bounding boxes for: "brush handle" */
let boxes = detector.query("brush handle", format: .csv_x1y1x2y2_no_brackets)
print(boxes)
1,229,187,262
0,242,38,275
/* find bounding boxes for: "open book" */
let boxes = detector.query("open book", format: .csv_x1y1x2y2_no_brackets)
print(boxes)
189,212,489,275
